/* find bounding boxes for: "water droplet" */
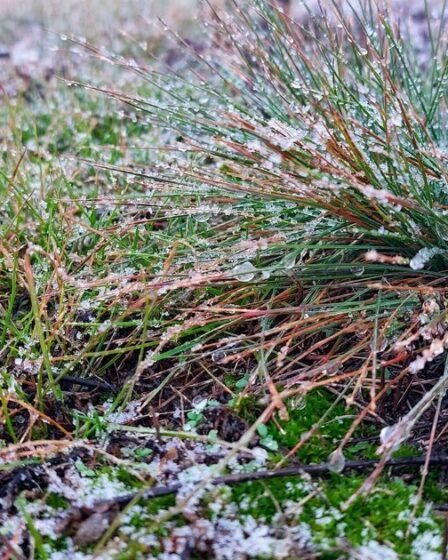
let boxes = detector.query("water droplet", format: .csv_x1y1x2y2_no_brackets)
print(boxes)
378,423,406,452
232,261,256,282
283,253,296,270
351,266,365,277
324,361,341,375
328,449,345,474
195,213,210,223
355,329,368,339
379,423,403,448
192,396,208,409
211,350,226,363
370,335,388,353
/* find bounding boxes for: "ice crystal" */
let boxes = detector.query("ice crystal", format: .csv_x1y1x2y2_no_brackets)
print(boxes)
409,247,444,270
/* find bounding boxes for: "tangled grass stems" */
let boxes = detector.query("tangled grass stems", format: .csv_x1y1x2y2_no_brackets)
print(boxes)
4,0,433,464
83,0,448,455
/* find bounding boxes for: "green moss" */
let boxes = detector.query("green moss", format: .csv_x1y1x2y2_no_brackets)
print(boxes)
231,474,441,558
263,390,377,463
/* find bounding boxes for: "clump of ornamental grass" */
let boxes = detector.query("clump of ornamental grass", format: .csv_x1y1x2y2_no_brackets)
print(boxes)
88,0,448,489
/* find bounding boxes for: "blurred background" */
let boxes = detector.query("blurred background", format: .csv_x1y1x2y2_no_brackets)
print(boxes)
0,0,442,97
0,0,217,36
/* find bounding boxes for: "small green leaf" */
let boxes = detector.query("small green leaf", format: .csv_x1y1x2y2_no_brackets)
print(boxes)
261,435,279,451
257,424,268,438
75,459,96,477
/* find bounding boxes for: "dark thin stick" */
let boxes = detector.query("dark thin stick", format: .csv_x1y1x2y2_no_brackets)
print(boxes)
89,453,448,510
60,375,118,393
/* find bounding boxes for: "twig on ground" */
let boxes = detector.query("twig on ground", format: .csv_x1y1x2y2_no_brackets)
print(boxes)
60,375,118,393
71,453,448,513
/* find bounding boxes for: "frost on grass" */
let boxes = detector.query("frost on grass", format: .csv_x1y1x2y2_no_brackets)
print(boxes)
409,248,445,270
3,0,448,559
